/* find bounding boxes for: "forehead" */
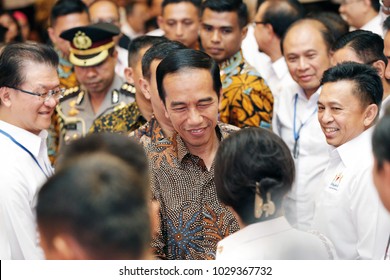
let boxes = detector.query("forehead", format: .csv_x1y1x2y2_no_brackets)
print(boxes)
284,23,326,53
53,12,89,31
201,8,239,27
163,68,214,95
163,2,199,19
320,80,356,102
332,47,363,65
22,61,59,85
90,1,119,18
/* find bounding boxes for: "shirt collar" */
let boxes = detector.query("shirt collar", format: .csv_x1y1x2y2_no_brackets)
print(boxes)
219,50,244,75
334,126,374,168
0,120,47,157
271,57,288,80
175,123,224,163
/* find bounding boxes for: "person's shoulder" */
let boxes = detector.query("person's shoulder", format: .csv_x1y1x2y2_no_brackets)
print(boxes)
59,86,83,103
119,82,136,98
217,122,240,137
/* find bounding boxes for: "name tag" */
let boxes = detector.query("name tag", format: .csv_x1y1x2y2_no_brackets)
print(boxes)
64,123,77,130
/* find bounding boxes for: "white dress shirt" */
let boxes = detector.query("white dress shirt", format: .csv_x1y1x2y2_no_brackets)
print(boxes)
241,24,272,80
216,216,336,260
265,57,298,109
273,86,329,230
361,13,385,38
121,22,144,39
312,127,390,259
0,121,53,259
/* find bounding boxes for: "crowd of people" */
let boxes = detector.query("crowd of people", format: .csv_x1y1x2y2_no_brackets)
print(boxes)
1,0,390,261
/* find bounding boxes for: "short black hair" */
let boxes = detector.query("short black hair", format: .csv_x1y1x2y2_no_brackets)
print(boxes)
321,61,383,109
58,133,148,178
0,42,59,88
201,0,248,28
141,40,186,81
50,0,89,27
307,11,349,42
215,127,295,225
162,0,202,14
372,114,390,169
156,48,221,104
260,0,304,39
331,30,387,66
384,15,390,31
128,35,168,67
37,153,150,260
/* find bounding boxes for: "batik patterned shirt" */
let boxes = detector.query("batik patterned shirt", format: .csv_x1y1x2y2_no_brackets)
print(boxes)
131,119,240,260
219,50,273,128
89,101,146,134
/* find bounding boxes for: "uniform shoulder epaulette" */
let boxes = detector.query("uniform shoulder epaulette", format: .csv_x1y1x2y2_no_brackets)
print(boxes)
120,82,136,97
60,86,81,102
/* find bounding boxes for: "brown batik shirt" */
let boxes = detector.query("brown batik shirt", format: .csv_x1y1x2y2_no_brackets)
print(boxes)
131,118,240,260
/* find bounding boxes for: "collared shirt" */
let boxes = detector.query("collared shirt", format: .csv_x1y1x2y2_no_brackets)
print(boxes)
265,57,298,109
0,121,53,259
57,75,135,149
380,95,390,118
312,127,390,259
273,86,329,230
55,49,78,89
219,50,274,128
216,216,336,260
241,24,272,79
131,120,240,260
361,13,385,38
121,22,144,39
89,101,146,134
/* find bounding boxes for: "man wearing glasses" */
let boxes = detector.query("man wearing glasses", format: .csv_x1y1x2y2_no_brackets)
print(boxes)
57,22,135,149
0,42,62,259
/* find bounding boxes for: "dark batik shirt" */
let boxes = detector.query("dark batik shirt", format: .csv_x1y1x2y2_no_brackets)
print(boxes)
131,119,240,260
89,101,146,134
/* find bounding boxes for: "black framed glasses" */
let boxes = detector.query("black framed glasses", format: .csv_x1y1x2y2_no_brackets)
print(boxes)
6,86,65,103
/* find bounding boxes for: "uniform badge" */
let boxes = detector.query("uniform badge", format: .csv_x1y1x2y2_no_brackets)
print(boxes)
73,31,92,50
68,100,79,116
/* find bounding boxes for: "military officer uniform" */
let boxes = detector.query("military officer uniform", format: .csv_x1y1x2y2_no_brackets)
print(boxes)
56,22,135,150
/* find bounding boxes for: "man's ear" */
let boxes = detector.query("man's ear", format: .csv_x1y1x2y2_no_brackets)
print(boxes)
47,27,56,45
0,87,12,107
51,234,88,260
240,25,248,42
371,60,386,78
124,67,135,84
363,103,379,127
162,98,169,119
157,15,164,29
139,78,151,100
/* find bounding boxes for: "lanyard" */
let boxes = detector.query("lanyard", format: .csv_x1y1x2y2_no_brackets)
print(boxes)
385,233,390,260
0,129,51,178
292,93,317,159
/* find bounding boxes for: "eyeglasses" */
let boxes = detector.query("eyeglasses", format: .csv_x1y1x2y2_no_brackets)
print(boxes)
7,86,65,103
252,21,267,27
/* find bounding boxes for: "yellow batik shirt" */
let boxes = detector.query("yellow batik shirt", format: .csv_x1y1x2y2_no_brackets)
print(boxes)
219,50,274,128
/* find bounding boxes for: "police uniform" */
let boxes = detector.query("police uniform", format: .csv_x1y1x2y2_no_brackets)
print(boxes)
56,23,135,149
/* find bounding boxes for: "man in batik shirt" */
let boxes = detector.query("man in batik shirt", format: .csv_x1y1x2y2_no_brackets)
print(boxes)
200,0,273,128
151,48,239,260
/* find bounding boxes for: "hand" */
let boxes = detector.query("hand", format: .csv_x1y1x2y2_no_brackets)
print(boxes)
381,0,390,15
